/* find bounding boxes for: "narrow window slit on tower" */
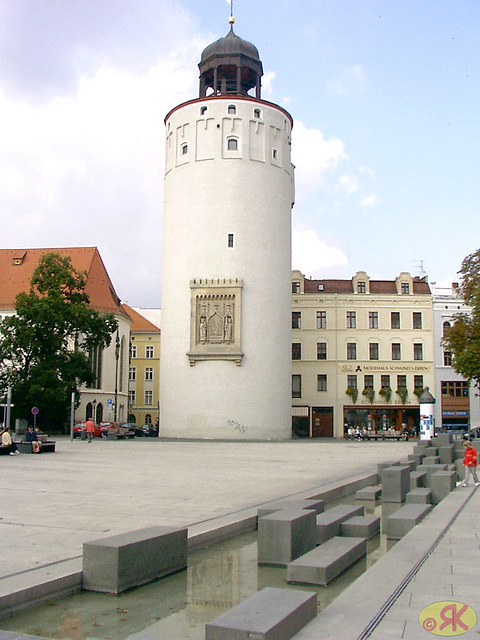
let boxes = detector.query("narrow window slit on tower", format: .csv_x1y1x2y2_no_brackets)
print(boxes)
228,233,234,248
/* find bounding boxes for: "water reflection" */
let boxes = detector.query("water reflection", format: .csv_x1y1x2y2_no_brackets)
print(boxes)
0,501,400,640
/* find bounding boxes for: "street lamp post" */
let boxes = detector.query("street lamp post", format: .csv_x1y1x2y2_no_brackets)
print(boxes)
114,330,120,423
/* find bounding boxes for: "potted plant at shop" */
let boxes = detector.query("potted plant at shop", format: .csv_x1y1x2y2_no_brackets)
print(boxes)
362,387,375,404
396,386,408,404
345,387,358,404
414,387,424,399
379,386,392,403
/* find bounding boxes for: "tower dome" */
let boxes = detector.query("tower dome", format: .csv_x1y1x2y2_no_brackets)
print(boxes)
199,26,263,98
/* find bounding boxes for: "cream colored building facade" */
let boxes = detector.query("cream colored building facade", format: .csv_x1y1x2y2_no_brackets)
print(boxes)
125,305,160,427
291,270,435,439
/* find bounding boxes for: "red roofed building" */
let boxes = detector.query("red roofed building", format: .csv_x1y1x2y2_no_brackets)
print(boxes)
291,270,434,439
0,247,131,427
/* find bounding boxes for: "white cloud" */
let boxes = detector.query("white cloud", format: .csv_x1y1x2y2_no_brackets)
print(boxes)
262,71,276,97
327,65,367,97
336,173,360,195
361,194,379,207
359,165,376,178
292,121,348,200
292,229,348,276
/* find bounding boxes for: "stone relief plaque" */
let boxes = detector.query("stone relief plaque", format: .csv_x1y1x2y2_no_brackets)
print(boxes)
188,278,243,366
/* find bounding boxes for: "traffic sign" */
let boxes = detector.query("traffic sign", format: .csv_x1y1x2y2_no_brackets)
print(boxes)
31,407,39,415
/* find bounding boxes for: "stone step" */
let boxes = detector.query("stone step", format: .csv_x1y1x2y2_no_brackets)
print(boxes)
316,505,364,544
386,504,432,539
340,515,380,539
406,488,432,504
205,587,317,640
287,536,367,586
355,485,381,501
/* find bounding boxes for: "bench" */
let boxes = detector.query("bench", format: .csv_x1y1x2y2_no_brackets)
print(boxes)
14,441,56,453
386,503,433,539
287,537,367,586
205,587,317,640
365,431,403,441
316,505,364,544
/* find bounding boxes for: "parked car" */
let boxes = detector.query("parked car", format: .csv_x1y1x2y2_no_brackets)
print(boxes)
142,424,159,437
73,423,108,438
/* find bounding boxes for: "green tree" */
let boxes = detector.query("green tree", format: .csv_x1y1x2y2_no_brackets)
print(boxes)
0,253,118,429
442,248,480,387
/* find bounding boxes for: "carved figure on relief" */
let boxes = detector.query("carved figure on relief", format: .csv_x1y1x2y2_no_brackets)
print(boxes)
196,297,235,345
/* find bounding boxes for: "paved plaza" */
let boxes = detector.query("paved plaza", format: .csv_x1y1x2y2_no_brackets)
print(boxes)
1,436,480,639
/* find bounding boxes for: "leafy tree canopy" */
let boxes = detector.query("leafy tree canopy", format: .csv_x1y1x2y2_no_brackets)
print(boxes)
0,252,118,428
442,248,480,387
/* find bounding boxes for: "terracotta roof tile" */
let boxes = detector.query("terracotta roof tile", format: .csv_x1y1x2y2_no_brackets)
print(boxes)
0,247,128,317
123,304,160,333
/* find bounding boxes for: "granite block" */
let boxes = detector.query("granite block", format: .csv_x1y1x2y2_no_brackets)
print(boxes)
406,488,432,504
205,587,317,640
386,504,433,539
438,445,454,464
257,498,325,519
430,470,457,504
316,505,364,544
410,471,427,489
258,509,317,566
82,525,187,594
381,465,410,503
355,486,381,501
340,515,380,539
287,537,367,586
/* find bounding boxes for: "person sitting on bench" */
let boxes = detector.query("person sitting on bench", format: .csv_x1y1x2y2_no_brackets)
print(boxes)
1,427,19,455
25,426,41,453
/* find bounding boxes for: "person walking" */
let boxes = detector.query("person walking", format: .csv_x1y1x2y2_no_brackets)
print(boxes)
1,427,19,455
85,417,95,443
462,441,480,487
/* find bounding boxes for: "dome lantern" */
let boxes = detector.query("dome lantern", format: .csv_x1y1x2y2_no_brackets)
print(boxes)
198,26,263,98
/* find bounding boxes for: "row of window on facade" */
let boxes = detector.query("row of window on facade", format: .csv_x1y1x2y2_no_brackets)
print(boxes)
292,281,413,295
129,367,154,381
198,104,263,118
292,310,424,331
292,341,426,361
129,390,154,406
291,373,426,398
130,345,155,359
180,138,279,158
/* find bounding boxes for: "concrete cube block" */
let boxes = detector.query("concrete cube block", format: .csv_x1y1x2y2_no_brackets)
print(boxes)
413,443,431,454
377,461,400,478
438,445,454,464
386,504,432,539
410,471,427,489
355,486,381,501
258,509,317,566
455,459,465,480
430,471,457,504
287,537,367,586
420,462,448,486
257,498,325,519
340,515,380,539
381,465,410,503
205,587,317,640
424,447,439,457
434,433,453,445
406,488,432,504
408,453,425,467
82,525,187,594
316,505,364,544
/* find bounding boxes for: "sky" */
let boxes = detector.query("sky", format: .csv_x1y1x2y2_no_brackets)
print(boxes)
0,1,479,307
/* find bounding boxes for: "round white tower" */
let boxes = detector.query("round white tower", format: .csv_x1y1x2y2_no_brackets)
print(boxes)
160,21,294,440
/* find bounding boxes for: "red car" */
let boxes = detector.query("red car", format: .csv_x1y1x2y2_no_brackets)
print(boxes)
73,423,108,438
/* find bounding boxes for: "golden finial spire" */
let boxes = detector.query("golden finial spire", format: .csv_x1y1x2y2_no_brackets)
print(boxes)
226,0,235,26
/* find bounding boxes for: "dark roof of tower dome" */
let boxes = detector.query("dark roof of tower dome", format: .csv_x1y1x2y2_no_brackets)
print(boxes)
200,27,261,65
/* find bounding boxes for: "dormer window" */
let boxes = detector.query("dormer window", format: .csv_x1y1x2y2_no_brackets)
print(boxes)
227,137,238,151
357,281,366,293
228,104,236,115
181,143,188,156
401,282,410,294
12,251,26,266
